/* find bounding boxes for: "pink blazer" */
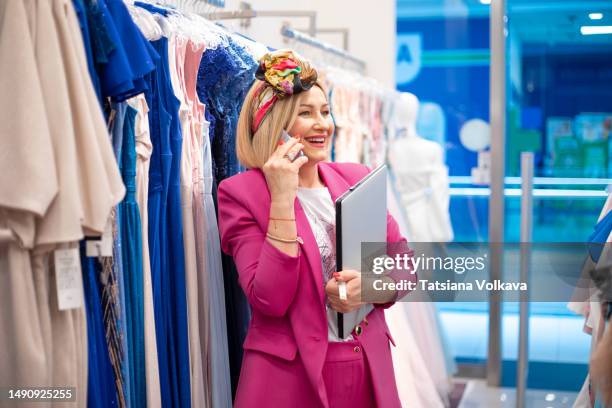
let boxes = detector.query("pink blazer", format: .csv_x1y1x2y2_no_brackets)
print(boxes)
218,162,411,408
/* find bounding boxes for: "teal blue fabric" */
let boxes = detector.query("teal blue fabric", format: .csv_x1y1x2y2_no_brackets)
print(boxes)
119,105,147,407
110,103,130,405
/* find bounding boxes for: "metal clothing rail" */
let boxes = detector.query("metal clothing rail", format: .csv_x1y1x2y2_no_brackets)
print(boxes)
203,9,317,37
280,25,366,72
294,27,350,51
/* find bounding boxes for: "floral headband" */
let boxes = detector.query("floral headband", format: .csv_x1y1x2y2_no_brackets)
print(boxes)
251,51,318,134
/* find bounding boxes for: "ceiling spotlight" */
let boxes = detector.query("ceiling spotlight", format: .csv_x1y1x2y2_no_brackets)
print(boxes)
589,13,604,20
480,0,491,4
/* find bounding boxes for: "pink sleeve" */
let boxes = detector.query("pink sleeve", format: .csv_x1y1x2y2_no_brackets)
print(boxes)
217,181,301,317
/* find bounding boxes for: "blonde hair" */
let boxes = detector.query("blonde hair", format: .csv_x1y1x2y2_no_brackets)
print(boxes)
236,50,324,169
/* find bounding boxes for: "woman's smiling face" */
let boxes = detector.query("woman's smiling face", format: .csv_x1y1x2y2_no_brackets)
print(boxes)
288,86,334,163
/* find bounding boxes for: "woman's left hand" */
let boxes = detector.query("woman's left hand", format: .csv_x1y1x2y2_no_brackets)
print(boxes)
325,269,364,313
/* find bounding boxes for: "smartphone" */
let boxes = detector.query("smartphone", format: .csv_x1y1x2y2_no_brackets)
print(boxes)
281,130,304,161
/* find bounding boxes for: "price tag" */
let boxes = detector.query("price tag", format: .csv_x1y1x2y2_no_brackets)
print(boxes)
54,248,84,311
86,219,113,258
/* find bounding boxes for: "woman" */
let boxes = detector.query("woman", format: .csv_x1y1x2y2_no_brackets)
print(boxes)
218,49,412,408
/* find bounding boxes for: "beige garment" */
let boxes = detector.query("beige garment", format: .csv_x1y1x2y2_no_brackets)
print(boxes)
0,0,57,221
168,34,207,408
0,225,50,408
1,1,125,407
0,0,55,251
32,250,88,408
332,86,364,164
0,237,87,408
53,0,125,235
186,43,212,407
127,94,162,408
26,0,84,247
0,3,85,408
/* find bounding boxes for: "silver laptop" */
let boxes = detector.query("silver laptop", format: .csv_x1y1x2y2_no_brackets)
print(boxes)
335,165,387,339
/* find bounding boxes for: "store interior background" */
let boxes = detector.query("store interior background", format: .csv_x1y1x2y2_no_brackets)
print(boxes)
395,0,612,396
218,0,612,402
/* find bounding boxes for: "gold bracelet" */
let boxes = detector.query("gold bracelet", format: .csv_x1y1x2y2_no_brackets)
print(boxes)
266,232,304,244
269,217,296,221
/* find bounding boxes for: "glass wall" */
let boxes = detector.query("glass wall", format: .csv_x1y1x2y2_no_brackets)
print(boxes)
396,0,493,378
396,0,612,393
502,0,612,391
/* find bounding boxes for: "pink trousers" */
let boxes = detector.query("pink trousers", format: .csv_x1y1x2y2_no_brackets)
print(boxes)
323,340,376,408
233,338,378,408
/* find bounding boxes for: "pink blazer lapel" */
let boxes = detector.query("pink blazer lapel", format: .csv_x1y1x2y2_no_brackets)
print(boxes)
318,161,351,203
293,201,325,305
293,163,352,307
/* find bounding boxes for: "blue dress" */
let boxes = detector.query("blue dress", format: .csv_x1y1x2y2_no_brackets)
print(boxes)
143,32,191,408
196,39,257,400
72,2,129,405
143,51,172,408
71,0,101,98
120,106,147,408
110,103,130,406
80,248,120,408
73,0,158,103
106,0,157,101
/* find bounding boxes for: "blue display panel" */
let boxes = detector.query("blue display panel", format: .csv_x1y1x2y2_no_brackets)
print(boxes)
396,17,490,176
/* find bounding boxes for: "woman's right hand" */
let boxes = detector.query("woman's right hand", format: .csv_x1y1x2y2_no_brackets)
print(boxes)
262,136,309,204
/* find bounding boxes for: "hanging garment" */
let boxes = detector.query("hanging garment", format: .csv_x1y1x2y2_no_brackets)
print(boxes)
386,301,445,408
27,0,83,248
184,40,213,408
331,86,364,164
202,127,233,408
128,93,162,408
163,36,192,408
119,106,147,408
169,33,207,408
196,39,256,398
4,1,153,405
388,134,454,243
82,250,120,408
144,33,192,408
109,102,130,407
57,0,127,403
386,175,452,407
1,1,128,407
105,0,156,101
144,47,173,408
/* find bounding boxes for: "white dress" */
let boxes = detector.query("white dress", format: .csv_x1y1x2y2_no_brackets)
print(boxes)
388,134,453,243
385,178,449,408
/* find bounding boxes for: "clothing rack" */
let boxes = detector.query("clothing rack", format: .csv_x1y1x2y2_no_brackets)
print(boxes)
295,28,350,51
200,7,365,73
280,24,366,73
203,8,317,37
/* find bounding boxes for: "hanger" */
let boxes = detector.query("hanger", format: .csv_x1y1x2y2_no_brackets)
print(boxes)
128,3,163,40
